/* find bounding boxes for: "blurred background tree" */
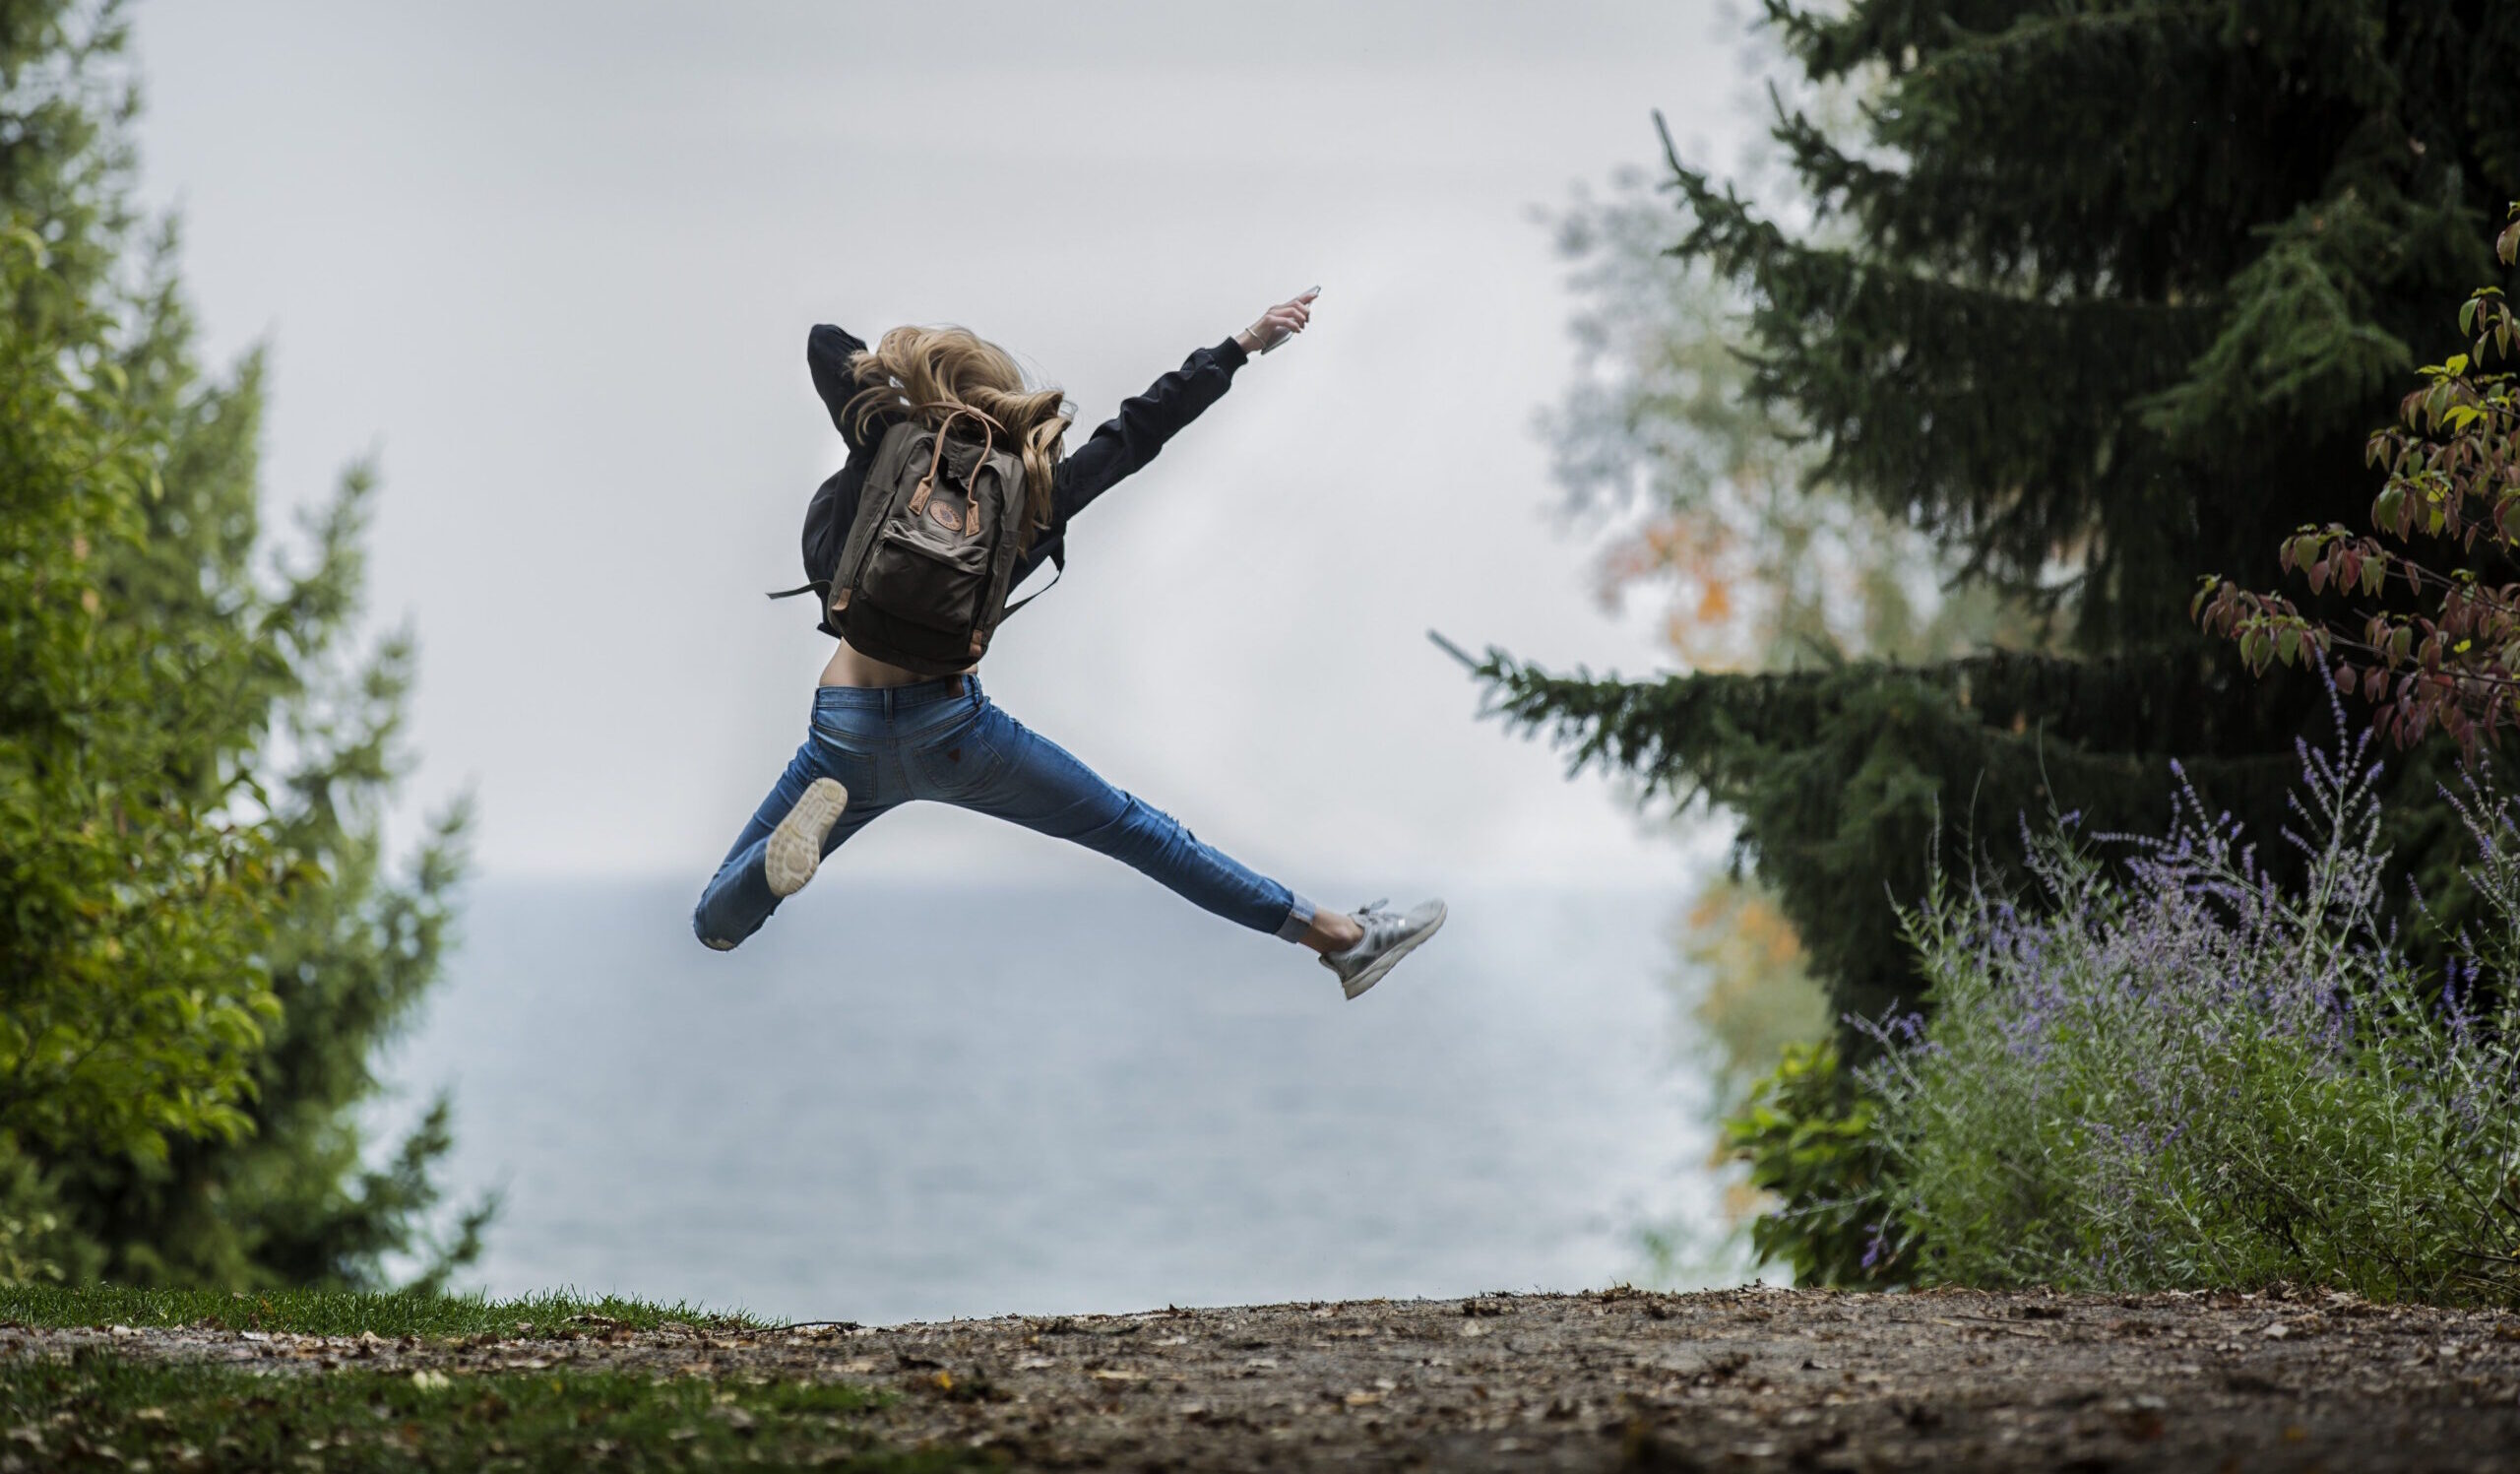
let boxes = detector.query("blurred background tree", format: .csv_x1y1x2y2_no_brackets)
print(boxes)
1501,1,2520,1281
1539,149,2039,1269
0,0,481,1288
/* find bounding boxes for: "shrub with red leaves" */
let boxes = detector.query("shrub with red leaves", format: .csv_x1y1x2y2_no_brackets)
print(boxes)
2196,209,2520,749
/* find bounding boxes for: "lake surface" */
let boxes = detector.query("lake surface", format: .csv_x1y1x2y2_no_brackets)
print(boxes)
377,880,1729,1324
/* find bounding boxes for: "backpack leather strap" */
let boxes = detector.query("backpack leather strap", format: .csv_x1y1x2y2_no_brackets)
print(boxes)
906,403,1003,529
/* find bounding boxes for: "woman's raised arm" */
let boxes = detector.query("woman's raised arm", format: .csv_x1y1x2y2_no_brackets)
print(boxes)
806,323,874,449
1050,290,1319,527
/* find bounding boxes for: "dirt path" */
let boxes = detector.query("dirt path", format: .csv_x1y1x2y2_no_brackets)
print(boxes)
15,1286,2520,1470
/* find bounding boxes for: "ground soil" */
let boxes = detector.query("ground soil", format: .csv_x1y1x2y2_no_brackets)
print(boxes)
13,1285,2520,1471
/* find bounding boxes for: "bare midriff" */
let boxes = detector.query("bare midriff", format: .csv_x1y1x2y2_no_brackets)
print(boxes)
818,638,973,689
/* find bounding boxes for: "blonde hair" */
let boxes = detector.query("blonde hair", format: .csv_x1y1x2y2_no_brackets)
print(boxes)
846,326,1071,543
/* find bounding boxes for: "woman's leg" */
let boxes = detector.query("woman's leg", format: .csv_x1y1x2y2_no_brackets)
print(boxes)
909,690,1320,942
691,736,887,950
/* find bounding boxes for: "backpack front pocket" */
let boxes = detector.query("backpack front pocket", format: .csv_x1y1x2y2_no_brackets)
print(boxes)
859,527,989,635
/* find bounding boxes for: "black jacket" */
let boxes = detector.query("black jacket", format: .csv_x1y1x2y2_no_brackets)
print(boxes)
799,324,1250,635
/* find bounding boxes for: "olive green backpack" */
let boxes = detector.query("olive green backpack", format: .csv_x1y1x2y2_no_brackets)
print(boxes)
823,407,1042,675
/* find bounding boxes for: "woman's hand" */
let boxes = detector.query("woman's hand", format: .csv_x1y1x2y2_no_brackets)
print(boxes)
1235,288,1319,356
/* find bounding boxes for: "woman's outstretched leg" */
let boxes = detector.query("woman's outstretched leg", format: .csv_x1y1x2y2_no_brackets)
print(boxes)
922,700,1313,938
922,687,1445,993
692,741,876,950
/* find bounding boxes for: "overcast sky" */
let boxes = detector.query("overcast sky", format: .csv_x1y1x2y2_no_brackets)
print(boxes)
128,1,1766,891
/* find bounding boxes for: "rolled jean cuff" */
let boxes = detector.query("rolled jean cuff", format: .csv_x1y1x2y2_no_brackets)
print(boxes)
1275,892,1317,944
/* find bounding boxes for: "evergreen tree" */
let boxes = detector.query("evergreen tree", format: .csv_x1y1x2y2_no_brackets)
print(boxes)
1472,0,2520,1035
0,0,482,1286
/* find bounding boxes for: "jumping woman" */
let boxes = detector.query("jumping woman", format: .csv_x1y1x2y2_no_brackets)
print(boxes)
692,290,1447,998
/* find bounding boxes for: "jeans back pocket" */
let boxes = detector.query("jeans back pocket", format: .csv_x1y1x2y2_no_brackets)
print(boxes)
906,709,1003,800
807,705,885,801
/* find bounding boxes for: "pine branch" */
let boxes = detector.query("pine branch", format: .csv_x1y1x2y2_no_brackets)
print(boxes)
1908,2,2227,86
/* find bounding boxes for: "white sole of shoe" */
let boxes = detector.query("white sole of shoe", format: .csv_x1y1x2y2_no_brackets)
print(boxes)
1342,901,1447,1000
765,778,849,899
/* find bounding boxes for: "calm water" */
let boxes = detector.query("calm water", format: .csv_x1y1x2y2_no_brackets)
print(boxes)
377,880,1725,1324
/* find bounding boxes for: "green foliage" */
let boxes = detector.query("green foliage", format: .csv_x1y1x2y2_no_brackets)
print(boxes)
1868,724,2520,1304
0,1355,973,1473
2200,210,2520,750
1480,0,2520,1040
0,218,281,1174
1707,1,2516,646
1722,1041,1894,1288
1462,640,2306,1028
0,1284,759,1338
0,1,477,1287
0,1144,69,1285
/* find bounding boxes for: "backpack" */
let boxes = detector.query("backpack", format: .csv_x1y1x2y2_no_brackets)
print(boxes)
820,406,1038,675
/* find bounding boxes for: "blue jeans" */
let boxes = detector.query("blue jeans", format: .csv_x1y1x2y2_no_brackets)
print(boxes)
693,675,1316,950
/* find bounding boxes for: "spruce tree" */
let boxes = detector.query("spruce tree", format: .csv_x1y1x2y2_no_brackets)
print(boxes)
0,0,482,1286
1472,0,2520,1035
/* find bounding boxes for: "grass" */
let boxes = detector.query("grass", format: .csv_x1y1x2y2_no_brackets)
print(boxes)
0,1284,763,1339
0,1286,984,1470
0,1351,977,1472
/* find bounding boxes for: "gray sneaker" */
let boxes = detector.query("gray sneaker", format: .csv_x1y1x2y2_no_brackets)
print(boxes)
1320,898,1447,999
764,778,849,898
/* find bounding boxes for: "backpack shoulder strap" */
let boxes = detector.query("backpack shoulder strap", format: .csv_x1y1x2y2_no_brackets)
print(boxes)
1000,542,1064,619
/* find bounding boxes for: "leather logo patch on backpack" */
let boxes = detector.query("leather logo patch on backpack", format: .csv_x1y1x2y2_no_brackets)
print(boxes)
928,500,965,532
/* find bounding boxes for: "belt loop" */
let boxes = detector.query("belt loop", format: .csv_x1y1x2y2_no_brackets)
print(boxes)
882,686,896,721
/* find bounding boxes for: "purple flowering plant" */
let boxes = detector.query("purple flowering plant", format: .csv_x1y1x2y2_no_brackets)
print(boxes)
1857,680,2520,1304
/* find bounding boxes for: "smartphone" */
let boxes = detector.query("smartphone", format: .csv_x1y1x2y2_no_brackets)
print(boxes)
1259,286,1322,353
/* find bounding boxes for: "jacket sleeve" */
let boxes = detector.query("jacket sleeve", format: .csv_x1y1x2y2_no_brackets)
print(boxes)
1048,336,1249,528
807,324,875,449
